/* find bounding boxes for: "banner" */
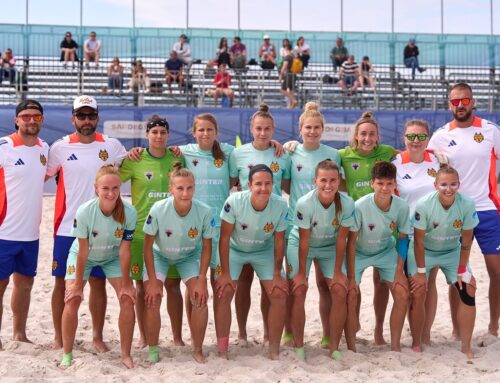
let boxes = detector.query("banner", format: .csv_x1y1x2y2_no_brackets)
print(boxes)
103,120,146,138
323,123,354,142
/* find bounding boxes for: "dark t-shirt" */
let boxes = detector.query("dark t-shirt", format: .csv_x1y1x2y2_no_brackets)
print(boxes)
404,45,419,59
165,59,183,72
60,39,78,61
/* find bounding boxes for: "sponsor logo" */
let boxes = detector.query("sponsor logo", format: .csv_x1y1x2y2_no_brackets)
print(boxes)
67,153,78,161
402,174,412,180
14,158,25,166
448,140,457,147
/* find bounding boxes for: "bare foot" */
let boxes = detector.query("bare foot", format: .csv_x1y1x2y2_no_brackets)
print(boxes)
391,345,402,352
374,331,387,346
13,334,32,343
462,348,474,362
121,356,134,369
236,337,248,348
218,351,229,360
173,338,185,347
269,350,279,360
488,325,498,337
192,350,206,363
451,331,461,341
135,337,147,349
422,333,431,346
93,339,110,353
412,345,422,353
52,339,63,350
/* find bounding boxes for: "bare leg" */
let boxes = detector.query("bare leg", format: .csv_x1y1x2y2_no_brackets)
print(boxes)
0,278,10,349
485,255,500,336
260,281,270,342
389,281,409,352
210,269,219,338
11,273,34,342
185,278,208,363
422,268,438,345
51,276,65,349
214,281,236,358
455,280,476,360
449,284,460,340
261,280,287,360
134,280,147,348
345,286,358,351
144,280,162,362
409,279,426,352
290,284,307,348
235,264,253,342
165,277,185,346
61,280,86,364
315,261,331,345
88,276,108,352
373,269,389,345
329,281,347,354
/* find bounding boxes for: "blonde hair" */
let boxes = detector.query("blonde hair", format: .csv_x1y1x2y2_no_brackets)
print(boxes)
250,103,275,129
436,164,460,181
95,165,125,225
191,113,225,162
350,111,379,150
169,162,194,182
403,119,430,134
299,101,325,132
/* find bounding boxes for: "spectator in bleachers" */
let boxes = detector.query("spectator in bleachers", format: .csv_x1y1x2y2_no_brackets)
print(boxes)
330,37,348,72
359,56,376,89
107,57,124,93
60,32,78,69
127,60,151,93
214,37,230,67
164,50,185,93
279,40,298,109
0,48,16,85
338,55,361,96
230,36,247,70
173,34,192,66
279,38,291,69
294,36,311,68
404,39,426,79
84,31,101,68
259,35,277,69
206,63,234,107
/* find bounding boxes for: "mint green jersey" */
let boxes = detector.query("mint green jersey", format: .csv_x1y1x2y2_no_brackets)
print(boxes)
229,143,291,196
70,198,137,262
289,189,355,248
180,143,234,226
119,149,185,235
413,191,479,253
220,190,289,253
339,144,398,201
351,193,410,256
143,197,216,261
289,143,341,217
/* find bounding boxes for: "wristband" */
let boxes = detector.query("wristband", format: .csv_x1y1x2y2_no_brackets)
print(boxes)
417,267,426,274
458,265,467,275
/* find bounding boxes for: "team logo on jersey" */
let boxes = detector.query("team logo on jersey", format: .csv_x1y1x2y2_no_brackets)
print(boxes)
287,263,293,275
131,263,140,275
146,215,152,224
312,220,318,228
351,162,360,171
39,154,47,166
144,172,153,181
263,222,274,233
433,222,439,229
224,203,231,213
296,164,303,172
166,230,173,237
427,168,437,177
297,211,304,220
52,261,58,271
473,132,484,143
414,212,420,221
192,159,199,167
241,223,248,230
215,265,223,276
67,265,76,275
270,162,280,173
390,221,396,231
73,218,77,228
453,219,463,229
213,158,224,168
99,149,109,161
368,224,375,231
91,230,99,237
188,227,198,238
115,228,124,238
332,217,339,228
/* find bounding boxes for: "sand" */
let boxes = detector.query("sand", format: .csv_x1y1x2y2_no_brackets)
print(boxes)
0,196,499,382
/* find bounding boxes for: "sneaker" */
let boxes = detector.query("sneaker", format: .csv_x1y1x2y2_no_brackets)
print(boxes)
62,62,67,69
418,67,426,73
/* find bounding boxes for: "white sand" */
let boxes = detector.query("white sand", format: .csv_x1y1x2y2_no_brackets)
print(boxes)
0,196,499,382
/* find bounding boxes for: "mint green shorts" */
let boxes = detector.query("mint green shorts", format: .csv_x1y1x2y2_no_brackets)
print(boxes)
131,236,181,280
215,247,275,281
407,242,460,284
355,246,397,285
65,251,122,280
143,250,200,283
286,241,344,279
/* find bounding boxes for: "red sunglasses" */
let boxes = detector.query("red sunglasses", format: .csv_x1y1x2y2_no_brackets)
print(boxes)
449,98,471,106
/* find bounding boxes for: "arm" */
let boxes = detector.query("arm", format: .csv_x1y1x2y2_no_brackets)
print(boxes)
346,231,357,290
258,45,263,58
409,228,427,293
271,230,287,294
65,238,89,302
192,238,211,306
107,66,113,76
457,229,474,289
216,220,236,297
143,234,163,308
290,227,309,292
281,179,290,195
118,239,135,302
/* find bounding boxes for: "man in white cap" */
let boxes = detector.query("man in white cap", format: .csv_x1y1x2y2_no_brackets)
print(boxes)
258,35,277,69
47,95,127,351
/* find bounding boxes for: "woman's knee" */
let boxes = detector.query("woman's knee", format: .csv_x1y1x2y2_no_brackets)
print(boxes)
330,284,347,304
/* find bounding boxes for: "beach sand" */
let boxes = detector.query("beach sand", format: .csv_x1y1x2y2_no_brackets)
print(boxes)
0,196,499,382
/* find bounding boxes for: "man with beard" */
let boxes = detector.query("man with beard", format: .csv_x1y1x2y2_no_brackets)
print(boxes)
428,82,500,340
0,100,49,349
47,96,127,350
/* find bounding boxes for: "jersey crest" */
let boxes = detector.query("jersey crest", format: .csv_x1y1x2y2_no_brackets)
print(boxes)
67,265,76,275
146,215,153,224
453,219,463,229
332,217,339,228
270,162,280,173
52,261,58,271
215,264,223,276
473,132,484,143
368,223,375,231
224,203,231,212
433,222,439,229
188,227,198,238
297,211,304,220
144,172,153,180
286,263,293,274
427,168,437,177
263,222,274,233
191,159,199,167
241,223,248,230
214,158,224,168
296,164,303,172
99,149,109,161
131,263,140,275
40,154,47,166
312,220,318,228
166,229,173,237
114,228,124,238
351,162,360,171
91,230,99,237
389,221,396,231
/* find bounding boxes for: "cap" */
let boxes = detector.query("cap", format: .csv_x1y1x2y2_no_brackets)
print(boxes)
409,38,416,44
263,34,270,40
180,33,187,39
16,99,43,116
73,95,98,113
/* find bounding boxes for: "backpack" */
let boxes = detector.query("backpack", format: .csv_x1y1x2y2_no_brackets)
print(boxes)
290,57,303,74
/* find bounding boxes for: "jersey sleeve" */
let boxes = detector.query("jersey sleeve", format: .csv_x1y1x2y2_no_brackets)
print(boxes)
462,199,479,231
228,150,239,178
493,122,500,160
412,199,428,230
72,205,90,239
281,153,291,180
123,205,138,241
339,196,355,227
276,202,289,232
220,195,236,224
294,197,311,230
46,142,62,177
202,210,217,239
111,139,127,165
142,205,159,236
350,204,362,232
119,158,134,182
0,139,7,167
397,201,411,235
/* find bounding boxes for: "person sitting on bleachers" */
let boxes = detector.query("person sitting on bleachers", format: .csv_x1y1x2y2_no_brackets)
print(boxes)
330,37,348,72
294,36,311,68
84,31,101,68
404,39,426,79
107,57,124,93
259,35,277,69
173,34,192,66
338,55,361,96
0,48,16,85
60,32,78,69
206,63,234,107
359,56,376,89
127,60,151,93
164,51,185,93
230,36,247,70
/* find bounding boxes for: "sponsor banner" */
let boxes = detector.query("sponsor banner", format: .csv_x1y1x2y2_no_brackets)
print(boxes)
103,120,145,138
322,123,353,142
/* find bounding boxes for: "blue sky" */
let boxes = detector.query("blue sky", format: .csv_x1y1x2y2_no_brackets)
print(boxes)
1,0,499,35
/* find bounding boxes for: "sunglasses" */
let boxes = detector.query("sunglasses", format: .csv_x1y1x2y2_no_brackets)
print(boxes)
17,114,43,123
74,112,98,121
405,133,428,142
449,98,471,106
437,182,459,190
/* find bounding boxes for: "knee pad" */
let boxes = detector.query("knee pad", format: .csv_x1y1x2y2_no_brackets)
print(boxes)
454,281,475,307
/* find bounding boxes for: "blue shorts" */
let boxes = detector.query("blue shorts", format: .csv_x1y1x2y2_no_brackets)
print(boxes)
0,239,39,279
343,75,356,87
65,251,122,280
52,235,105,278
474,210,500,255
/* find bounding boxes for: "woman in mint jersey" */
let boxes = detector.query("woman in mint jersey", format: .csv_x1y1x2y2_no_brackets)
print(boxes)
229,103,291,344
119,115,185,348
284,101,342,350
339,111,399,345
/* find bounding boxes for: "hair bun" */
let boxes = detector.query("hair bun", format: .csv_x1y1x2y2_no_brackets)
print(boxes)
361,111,373,119
304,101,319,112
172,162,183,171
258,103,269,113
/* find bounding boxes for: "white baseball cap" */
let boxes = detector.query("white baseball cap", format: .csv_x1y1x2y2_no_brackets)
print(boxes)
263,34,270,40
73,95,98,112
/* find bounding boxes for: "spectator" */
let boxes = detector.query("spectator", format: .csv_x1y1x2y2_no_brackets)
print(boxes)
164,50,185,93
206,63,234,107
214,37,230,67
172,34,192,66
107,57,124,93
294,36,311,68
279,38,291,69
279,40,298,109
230,36,247,70
84,31,101,68
259,35,277,69
0,48,16,85
359,56,376,89
60,32,78,69
127,60,151,93
330,37,348,72
404,38,426,79
338,55,361,95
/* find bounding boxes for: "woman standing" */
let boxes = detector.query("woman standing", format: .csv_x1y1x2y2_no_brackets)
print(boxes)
279,41,298,109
